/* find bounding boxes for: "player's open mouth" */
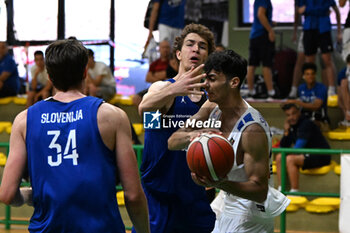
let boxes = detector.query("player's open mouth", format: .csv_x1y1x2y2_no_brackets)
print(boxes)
190,56,199,62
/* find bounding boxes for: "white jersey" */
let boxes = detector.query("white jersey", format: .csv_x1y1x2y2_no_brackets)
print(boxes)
209,101,290,233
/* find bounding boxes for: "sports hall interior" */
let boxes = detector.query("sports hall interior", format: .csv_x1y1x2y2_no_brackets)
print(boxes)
0,1,349,232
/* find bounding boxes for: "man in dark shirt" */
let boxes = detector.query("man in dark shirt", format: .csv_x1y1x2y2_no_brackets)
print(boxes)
275,103,331,192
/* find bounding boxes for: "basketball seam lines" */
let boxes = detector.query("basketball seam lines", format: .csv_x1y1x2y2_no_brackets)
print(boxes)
202,136,219,181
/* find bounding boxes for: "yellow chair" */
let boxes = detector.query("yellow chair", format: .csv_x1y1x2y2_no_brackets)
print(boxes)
5,125,12,134
299,160,336,175
0,152,7,166
119,95,134,106
132,123,144,136
272,160,276,174
327,127,350,140
108,94,122,105
334,164,341,175
0,122,12,133
116,191,125,206
12,97,27,105
0,97,14,105
327,95,338,107
305,197,340,213
286,196,308,212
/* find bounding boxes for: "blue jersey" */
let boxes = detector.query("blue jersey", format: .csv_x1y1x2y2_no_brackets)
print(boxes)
298,82,329,122
26,96,124,233
153,0,186,29
250,0,273,39
141,79,208,203
299,0,336,32
0,53,20,93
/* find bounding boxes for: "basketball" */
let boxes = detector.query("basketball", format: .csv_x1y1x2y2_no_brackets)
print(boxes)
186,133,235,181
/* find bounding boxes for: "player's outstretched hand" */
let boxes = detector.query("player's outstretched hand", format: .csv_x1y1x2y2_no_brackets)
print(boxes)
171,64,207,96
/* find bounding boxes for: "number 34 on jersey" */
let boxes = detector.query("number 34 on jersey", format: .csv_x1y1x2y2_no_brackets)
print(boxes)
47,129,79,167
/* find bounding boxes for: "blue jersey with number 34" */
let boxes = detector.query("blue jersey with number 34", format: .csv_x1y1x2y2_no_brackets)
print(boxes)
26,96,124,233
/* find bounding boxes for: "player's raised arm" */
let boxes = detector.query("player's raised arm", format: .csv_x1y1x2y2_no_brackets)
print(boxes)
139,65,206,115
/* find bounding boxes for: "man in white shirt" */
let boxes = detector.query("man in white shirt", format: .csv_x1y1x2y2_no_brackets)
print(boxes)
86,49,116,101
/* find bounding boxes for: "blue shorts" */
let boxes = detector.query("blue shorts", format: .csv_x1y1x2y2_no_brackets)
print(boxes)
132,187,215,233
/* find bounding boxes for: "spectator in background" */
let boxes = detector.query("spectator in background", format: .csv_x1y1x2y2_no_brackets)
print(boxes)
145,0,186,50
336,53,350,126
26,50,52,108
246,0,277,100
133,39,172,107
286,62,330,131
288,0,335,99
298,0,341,98
215,43,226,52
276,103,331,193
85,49,116,102
340,0,350,62
0,41,20,97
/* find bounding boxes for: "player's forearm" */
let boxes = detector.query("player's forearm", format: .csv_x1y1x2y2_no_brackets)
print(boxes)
216,179,268,203
125,193,150,233
168,130,196,150
138,85,175,114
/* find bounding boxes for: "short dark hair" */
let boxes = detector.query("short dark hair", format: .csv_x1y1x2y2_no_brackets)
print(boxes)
281,103,299,111
301,62,317,74
87,49,94,57
173,23,215,58
204,50,248,89
34,50,44,57
45,38,88,92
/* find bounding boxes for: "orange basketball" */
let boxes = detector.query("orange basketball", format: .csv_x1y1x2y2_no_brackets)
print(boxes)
186,133,234,181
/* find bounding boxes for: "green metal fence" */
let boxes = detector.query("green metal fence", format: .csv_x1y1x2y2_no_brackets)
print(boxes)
272,147,350,233
1,142,349,232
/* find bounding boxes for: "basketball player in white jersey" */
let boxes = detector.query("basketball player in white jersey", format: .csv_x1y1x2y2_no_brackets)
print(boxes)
168,50,289,233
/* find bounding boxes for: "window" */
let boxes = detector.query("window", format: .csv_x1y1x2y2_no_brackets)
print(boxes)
238,0,349,27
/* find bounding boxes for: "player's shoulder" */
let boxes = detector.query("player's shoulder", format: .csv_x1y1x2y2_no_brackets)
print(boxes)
12,109,28,133
98,102,128,123
148,79,172,92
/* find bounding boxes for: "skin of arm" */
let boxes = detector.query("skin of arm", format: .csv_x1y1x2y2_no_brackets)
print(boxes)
192,124,270,203
88,73,104,87
286,98,323,111
339,0,347,7
145,1,160,49
332,4,342,42
340,79,350,120
138,64,207,115
98,103,150,233
292,4,301,42
0,71,11,90
0,110,32,206
167,100,218,150
257,6,275,42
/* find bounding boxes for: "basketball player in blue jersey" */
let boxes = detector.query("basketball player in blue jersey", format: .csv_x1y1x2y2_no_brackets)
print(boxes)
0,38,150,233
168,50,289,233
136,23,216,233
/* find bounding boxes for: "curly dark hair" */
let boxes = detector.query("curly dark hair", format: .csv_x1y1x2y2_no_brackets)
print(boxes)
172,23,215,58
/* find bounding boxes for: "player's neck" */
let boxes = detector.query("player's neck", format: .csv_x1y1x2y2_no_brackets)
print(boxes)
53,89,86,103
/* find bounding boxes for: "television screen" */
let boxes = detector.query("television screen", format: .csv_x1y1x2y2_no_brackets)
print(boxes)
238,0,350,27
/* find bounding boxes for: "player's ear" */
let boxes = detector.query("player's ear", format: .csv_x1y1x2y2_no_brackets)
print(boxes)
230,77,240,88
176,50,181,61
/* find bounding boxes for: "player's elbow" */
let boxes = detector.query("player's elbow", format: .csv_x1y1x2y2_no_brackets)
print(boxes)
0,191,14,205
124,189,146,206
256,185,268,203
